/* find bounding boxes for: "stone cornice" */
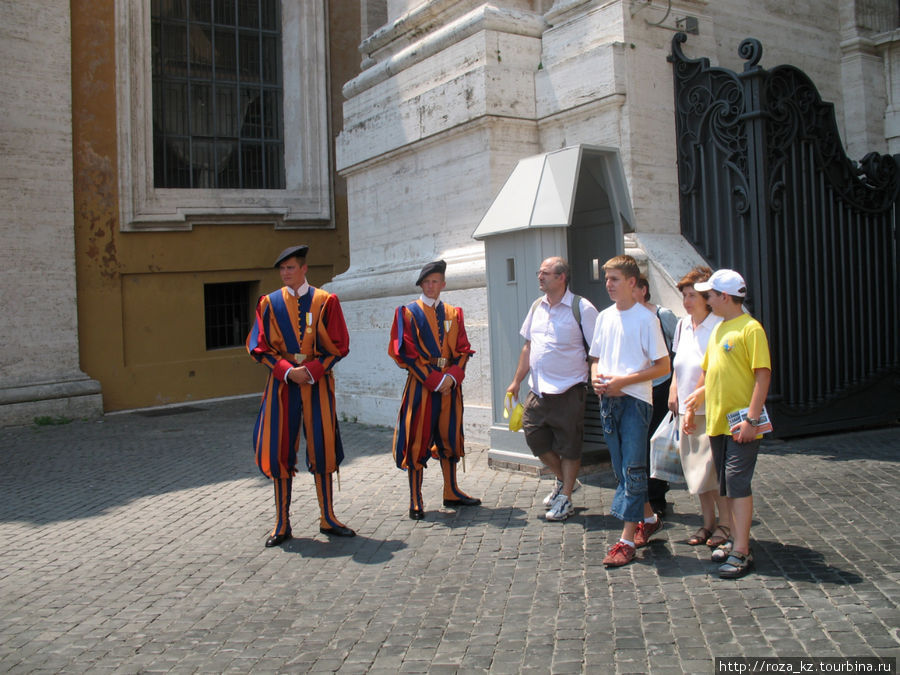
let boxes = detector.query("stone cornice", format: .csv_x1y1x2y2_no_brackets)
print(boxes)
343,4,547,99
359,0,461,55
546,0,597,23
872,28,900,48
0,374,101,405
547,0,709,25
840,34,881,57
324,249,486,302
338,115,537,177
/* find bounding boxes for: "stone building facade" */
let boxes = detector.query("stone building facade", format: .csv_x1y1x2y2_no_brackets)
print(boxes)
330,0,900,440
2,0,897,429
0,1,360,425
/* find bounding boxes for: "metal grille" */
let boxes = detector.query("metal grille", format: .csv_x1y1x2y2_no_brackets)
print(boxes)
204,281,256,350
151,0,284,189
670,34,900,435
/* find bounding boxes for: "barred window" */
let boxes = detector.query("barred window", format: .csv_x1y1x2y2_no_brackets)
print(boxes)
151,0,284,189
204,281,257,350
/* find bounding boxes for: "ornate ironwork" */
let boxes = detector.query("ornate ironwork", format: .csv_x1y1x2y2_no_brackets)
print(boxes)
764,65,900,214
669,33,751,264
670,33,900,436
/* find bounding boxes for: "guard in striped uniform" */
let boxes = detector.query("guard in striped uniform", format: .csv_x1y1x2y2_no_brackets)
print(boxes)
388,260,481,520
247,245,355,547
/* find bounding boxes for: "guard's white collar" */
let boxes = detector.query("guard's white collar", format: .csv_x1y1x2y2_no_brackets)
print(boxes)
419,294,440,307
286,282,310,297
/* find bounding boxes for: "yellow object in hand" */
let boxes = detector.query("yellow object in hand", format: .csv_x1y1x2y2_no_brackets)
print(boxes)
503,392,525,432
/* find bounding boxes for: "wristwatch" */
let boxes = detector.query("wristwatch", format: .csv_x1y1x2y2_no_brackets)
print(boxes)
747,417,760,427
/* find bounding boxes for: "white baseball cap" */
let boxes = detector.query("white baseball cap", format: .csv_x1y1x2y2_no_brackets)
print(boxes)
694,269,746,297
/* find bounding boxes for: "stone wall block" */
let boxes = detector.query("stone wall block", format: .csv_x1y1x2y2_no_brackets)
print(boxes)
535,43,627,119
0,0,103,424
339,28,542,171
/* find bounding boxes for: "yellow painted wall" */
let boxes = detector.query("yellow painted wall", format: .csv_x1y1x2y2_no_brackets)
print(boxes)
70,1,358,411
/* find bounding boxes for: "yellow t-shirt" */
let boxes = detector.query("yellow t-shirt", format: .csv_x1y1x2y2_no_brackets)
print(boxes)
701,313,771,437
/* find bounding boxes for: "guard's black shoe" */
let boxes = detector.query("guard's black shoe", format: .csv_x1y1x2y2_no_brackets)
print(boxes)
409,508,425,520
443,496,482,507
319,525,356,537
265,532,292,548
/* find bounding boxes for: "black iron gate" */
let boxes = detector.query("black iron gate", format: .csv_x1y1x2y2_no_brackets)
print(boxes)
670,34,900,436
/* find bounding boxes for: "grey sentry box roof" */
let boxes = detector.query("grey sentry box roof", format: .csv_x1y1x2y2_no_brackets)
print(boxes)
472,145,634,239
473,145,634,470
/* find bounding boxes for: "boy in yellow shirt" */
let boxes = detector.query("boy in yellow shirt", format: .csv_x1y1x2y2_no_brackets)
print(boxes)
684,269,771,578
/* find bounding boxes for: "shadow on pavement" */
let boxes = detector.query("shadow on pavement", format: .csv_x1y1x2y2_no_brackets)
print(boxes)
753,540,864,584
428,505,530,530
762,425,900,462
649,538,864,584
0,397,395,526
280,535,408,564
581,512,625,532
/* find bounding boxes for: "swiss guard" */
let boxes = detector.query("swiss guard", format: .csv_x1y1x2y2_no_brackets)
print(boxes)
247,245,355,546
388,259,481,520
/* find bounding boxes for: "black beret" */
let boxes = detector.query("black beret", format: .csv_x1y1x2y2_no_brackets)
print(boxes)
273,245,309,267
416,259,447,286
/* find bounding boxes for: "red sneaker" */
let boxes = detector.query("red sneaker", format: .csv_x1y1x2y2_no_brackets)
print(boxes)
602,541,636,567
634,517,663,548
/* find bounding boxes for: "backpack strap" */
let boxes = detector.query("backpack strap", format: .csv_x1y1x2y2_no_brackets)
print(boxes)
530,294,590,358
571,294,590,358
655,305,676,360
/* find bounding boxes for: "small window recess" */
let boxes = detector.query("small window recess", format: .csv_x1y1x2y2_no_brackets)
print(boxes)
204,280,258,350
506,257,516,283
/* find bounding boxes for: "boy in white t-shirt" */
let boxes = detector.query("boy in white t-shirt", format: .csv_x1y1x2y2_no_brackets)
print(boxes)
589,255,671,567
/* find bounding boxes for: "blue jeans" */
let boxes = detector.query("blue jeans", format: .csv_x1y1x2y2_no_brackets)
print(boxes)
601,395,653,522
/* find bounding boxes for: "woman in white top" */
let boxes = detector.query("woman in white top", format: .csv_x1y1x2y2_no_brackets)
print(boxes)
668,267,731,548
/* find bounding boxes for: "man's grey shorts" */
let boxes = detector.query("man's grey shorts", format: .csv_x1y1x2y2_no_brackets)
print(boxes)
522,385,586,461
709,434,760,498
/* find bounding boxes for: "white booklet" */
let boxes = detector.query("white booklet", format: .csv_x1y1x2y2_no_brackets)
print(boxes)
726,405,773,438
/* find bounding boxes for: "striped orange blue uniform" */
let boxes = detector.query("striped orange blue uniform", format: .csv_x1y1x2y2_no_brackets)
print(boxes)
388,299,476,510
247,285,350,534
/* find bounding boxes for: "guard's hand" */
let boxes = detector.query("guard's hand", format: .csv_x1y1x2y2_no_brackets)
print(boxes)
436,376,454,394
288,366,312,385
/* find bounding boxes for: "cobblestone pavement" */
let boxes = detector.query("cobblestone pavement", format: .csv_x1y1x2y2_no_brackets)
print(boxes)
1,397,898,674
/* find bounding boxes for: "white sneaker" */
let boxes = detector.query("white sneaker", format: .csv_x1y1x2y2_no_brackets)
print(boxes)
543,479,563,508
545,494,574,521
543,478,582,508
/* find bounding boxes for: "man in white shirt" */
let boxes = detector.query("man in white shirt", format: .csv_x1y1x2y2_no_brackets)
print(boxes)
590,255,670,567
506,257,599,521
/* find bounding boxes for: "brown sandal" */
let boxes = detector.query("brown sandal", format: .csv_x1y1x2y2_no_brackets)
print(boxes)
706,525,731,548
687,527,712,546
